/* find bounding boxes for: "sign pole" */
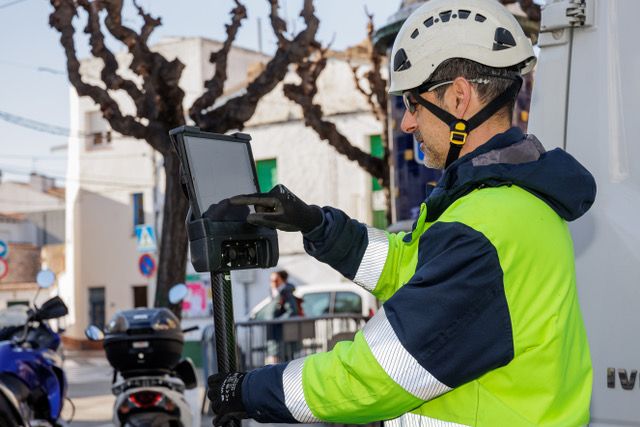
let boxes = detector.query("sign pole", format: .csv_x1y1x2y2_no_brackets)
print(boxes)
210,271,240,427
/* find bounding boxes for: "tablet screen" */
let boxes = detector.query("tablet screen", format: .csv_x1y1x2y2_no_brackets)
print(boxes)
183,135,258,217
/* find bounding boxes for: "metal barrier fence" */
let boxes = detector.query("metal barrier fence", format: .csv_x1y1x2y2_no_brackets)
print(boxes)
235,314,368,371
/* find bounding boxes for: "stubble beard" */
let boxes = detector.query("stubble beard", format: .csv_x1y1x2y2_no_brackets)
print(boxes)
417,131,445,170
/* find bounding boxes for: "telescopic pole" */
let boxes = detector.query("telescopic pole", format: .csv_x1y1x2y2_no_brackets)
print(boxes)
210,271,240,427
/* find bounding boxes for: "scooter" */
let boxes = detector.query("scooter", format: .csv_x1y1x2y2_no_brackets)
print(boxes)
85,284,199,427
0,280,70,427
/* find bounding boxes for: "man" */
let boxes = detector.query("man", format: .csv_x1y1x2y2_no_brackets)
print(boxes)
208,0,595,426
265,270,302,363
270,270,300,319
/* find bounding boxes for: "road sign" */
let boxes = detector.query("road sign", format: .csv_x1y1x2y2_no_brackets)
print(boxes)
138,254,156,278
0,240,8,259
135,225,157,253
413,135,425,164
0,259,8,280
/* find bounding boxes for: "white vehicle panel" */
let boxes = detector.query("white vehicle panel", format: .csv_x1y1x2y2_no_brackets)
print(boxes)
530,1,640,425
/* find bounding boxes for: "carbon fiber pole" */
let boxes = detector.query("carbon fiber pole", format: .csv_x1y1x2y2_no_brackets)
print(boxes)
210,271,241,427
211,271,237,373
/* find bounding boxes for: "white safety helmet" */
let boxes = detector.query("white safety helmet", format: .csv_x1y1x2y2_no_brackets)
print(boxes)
389,0,536,95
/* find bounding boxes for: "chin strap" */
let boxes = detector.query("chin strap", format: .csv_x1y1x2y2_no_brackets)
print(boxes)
412,76,523,168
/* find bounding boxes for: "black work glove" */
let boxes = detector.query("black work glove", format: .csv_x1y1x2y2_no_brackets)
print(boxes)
203,199,250,222
229,184,323,233
208,372,247,426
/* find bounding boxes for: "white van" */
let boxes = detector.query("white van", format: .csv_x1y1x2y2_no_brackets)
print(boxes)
247,281,378,321
529,1,640,424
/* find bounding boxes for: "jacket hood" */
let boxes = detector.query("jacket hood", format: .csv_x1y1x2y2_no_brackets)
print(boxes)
426,127,597,222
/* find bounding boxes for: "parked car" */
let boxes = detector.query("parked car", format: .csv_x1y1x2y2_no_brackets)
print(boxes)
248,281,378,320
236,282,378,369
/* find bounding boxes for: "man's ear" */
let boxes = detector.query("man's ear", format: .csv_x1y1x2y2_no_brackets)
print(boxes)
448,77,473,119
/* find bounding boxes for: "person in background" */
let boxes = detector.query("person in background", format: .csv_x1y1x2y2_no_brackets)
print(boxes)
270,270,300,319
265,270,302,364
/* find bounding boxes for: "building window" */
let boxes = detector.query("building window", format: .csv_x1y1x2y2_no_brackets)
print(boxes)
88,287,106,330
370,135,388,229
132,193,145,230
86,111,112,148
256,159,277,192
132,285,148,308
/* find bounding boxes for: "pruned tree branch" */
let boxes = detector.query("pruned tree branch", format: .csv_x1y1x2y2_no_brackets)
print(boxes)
285,9,392,224
284,48,388,186
269,0,288,48
133,0,161,44
78,0,144,106
100,0,185,136
192,0,320,133
189,0,247,121
350,12,387,127
49,0,148,140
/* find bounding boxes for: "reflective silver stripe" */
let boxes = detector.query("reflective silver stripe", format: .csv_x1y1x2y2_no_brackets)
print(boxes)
353,227,389,291
385,412,470,427
282,357,320,423
363,307,452,400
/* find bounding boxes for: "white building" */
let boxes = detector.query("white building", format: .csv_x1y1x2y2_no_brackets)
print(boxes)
0,173,65,308
64,37,383,345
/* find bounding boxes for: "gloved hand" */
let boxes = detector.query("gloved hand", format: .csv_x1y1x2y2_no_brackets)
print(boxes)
229,184,323,233
207,372,247,426
202,198,250,222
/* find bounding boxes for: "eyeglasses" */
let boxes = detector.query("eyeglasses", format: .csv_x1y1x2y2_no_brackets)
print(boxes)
402,78,492,114
402,92,419,114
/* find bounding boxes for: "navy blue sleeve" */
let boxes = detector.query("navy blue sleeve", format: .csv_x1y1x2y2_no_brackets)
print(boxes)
384,221,514,388
242,364,298,423
302,207,368,280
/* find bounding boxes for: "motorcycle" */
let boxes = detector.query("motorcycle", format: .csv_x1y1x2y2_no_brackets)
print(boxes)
0,280,70,427
85,284,200,427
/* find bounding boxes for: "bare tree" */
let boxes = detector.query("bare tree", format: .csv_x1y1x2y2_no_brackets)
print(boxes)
283,12,391,223
49,0,319,307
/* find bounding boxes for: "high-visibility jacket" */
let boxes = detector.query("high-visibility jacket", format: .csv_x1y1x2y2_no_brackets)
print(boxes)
241,127,596,426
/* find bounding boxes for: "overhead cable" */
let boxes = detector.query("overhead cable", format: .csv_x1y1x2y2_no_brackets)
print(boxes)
0,0,28,10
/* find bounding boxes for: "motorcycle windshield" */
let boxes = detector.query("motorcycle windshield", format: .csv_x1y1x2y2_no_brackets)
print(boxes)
0,305,29,328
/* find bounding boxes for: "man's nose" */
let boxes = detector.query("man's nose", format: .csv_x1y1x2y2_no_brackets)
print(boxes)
401,110,418,134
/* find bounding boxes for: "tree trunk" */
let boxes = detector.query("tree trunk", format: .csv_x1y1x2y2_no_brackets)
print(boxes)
154,146,189,309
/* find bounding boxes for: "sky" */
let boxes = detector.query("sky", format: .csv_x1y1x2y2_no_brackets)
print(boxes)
0,0,400,185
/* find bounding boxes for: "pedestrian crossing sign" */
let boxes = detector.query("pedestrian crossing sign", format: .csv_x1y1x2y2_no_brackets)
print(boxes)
135,225,157,253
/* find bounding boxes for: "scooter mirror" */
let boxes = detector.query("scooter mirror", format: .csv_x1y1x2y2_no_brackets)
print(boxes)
169,283,188,305
85,325,104,341
36,269,56,288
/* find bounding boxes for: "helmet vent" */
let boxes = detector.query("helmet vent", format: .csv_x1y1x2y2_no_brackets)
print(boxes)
493,27,517,51
393,48,412,72
475,13,487,22
439,10,452,22
411,29,419,39
458,10,471,19
423,17,434,27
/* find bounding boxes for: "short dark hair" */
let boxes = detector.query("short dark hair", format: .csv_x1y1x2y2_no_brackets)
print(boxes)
427,58,519,120
275,270,288,282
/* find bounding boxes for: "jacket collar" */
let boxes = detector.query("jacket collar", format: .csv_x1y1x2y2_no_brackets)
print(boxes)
424,126,596,222
425,127,528,221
